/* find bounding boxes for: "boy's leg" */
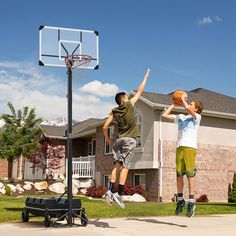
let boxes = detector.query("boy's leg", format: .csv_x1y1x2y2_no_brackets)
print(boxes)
185,147,197,217
175,147,186,215
175,176,186,215
113,137,136,208
113,166,127,209
186,177,196,217
177,176,184,194
110,161,122,184
105,161,121,206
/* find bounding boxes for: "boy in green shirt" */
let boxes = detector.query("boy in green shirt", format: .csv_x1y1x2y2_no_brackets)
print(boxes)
103,68,150,208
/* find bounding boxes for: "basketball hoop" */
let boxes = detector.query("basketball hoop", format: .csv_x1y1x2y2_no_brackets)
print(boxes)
65,54,93,69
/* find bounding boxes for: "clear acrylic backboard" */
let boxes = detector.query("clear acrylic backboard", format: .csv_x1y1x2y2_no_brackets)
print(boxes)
39,25,99,70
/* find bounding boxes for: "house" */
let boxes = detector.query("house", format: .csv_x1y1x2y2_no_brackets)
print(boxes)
80,88,236,202
1,88,236,202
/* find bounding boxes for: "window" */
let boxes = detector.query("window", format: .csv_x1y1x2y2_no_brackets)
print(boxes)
88,139,96,156
104,175,110,188
92,139,96,155
135,112,142,148
105,126,114,154
88,142,92,156
133,173,146,189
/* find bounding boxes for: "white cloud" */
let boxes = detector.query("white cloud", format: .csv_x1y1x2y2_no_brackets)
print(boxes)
0,61,118,121
195,16,223,26
79,80,119,97
0,61,42,79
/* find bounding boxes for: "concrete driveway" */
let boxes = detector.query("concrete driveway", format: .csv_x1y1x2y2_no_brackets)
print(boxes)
0,214,236,236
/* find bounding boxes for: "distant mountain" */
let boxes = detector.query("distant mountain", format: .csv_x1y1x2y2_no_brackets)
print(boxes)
0,117,79,128
40,117,67,127
40,117,78,127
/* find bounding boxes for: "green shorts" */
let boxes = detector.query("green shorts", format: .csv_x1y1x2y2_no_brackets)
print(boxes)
176,146,197,177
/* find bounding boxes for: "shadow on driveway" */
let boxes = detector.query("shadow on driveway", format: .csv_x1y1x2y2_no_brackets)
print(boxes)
126,217,187,228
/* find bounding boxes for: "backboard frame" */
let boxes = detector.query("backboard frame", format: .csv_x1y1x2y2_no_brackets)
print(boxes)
39,25,99,70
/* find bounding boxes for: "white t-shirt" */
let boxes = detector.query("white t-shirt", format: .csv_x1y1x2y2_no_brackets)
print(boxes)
174,113,201,149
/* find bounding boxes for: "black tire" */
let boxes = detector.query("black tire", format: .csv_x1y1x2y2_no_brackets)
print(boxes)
44,215,51,227
22,209,29,222
80,212,88,227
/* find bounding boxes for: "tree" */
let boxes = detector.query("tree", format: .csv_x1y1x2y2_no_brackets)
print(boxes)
29,136,65,179
0,102,43,179
229,173,236,202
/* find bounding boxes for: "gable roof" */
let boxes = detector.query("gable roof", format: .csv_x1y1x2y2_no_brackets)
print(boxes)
132,88,236,119
72,118,103,137
41,118,103,139
41,125,67,139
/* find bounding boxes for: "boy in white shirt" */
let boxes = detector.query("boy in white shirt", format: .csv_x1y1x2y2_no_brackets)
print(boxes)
162,92,203,217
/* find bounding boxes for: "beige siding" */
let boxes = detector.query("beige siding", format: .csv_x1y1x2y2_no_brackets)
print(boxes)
129,100,157,169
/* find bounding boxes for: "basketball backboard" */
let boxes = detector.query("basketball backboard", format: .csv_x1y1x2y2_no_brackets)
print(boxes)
39,25,99,69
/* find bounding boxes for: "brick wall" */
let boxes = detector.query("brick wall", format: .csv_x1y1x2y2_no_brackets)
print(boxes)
162,140,236,202
0,159,10,178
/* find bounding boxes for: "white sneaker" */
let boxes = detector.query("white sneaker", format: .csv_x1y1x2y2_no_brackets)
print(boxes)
105,190,114,206
113,192,125,209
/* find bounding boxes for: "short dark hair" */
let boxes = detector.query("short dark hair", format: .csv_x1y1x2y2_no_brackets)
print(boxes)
193,100,203,114
115,92,126,105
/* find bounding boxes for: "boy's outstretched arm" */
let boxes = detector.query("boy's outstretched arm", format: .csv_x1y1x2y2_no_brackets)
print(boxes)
130,68,150,106
161,104,176,121
103,113,114,144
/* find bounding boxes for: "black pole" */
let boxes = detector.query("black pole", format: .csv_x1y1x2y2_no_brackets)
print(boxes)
67,66,73,226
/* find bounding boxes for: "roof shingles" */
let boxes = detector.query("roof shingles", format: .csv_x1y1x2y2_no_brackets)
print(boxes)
140,88,236,114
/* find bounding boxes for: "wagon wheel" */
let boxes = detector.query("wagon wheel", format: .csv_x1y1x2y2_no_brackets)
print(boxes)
44,214,51,227
22,209,29,222
80,211,88,227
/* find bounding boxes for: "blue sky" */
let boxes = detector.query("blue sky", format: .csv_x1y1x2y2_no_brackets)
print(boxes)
0,0,235,121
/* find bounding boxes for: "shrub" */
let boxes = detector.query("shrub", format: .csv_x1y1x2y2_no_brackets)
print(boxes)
5,186,12,196
196,194,209,202
123,184,145,196
85,187,107,198
229,173,236,202
85,184,145,198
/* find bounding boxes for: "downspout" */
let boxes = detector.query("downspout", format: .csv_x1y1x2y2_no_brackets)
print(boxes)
159,108,166,202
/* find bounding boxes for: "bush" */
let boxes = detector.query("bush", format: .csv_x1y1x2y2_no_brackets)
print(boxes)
85,187,107,198
5,186,12,196
123,184,145,195
85,184,145,198
229,173,236,202
196,194,209,202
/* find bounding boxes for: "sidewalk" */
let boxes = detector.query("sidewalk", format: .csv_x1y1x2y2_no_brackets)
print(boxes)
0,214,236,236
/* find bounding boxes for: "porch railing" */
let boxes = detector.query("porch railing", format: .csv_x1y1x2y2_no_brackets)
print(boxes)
72,156,95,178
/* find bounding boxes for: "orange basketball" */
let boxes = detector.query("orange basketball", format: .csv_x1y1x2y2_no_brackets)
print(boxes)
172,90,185,105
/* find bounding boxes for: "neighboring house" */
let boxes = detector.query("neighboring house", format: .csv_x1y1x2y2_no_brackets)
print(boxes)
12,125,67,180
1,88,236,203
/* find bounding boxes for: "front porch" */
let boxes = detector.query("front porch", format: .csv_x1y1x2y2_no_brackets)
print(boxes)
72,155,95,178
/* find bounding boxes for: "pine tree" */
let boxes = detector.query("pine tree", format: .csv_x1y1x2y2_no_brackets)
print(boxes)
229,173,236,202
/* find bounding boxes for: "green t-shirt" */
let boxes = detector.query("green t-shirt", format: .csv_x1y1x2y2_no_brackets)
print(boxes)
112,101,140,138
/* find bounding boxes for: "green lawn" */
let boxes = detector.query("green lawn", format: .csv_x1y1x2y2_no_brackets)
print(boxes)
0,195,236,223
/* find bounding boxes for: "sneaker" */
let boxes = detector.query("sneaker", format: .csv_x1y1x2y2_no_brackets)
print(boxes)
113,192,125,209
105,190,114,206
186,202,196,217
175,200,185,216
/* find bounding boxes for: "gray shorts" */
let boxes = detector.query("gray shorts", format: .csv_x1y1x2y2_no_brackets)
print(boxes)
112,137,136,169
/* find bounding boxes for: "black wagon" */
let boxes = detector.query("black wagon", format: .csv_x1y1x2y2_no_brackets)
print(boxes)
22,197,88,227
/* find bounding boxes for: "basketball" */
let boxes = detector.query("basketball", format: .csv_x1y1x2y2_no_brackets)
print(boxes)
172,90,185,105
